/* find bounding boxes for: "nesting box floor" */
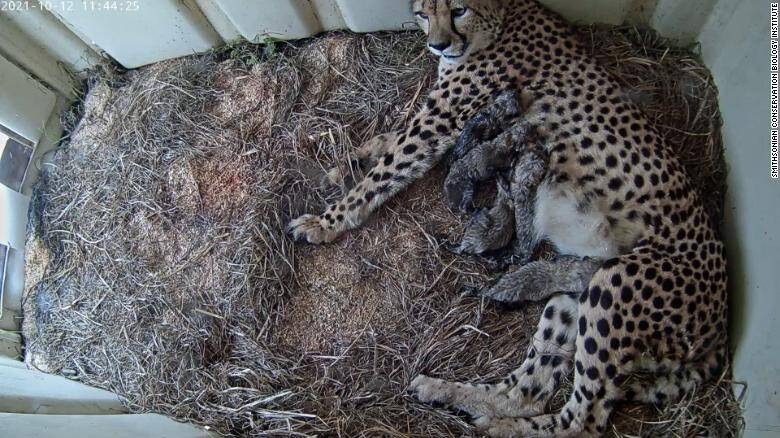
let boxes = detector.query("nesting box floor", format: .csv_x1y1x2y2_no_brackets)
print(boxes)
23,29,741,436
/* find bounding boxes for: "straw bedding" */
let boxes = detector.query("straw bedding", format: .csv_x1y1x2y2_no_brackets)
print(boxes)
22,26,742,437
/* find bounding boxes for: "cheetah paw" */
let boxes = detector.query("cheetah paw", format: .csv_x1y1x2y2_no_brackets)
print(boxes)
407,375,454,406
286,214,341,244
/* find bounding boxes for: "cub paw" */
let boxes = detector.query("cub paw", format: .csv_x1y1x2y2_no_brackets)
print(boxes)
444,174,475,213
324,158,362,190
286,214,341,244
471,416,516,438
471,415,494,431
470,283,527,311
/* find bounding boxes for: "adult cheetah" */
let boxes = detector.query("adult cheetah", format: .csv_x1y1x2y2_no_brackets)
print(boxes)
289,1,729,436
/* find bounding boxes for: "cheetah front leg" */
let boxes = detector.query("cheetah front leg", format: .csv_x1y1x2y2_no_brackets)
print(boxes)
325,131,400,189
287,94,466,243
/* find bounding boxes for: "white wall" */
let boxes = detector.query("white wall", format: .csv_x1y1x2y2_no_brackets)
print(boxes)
2,412,214,438
0,52,60,359
697,1,780,436
0,0,652,72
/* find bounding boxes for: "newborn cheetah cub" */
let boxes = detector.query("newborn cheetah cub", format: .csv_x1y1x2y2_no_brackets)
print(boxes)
290,1,728,436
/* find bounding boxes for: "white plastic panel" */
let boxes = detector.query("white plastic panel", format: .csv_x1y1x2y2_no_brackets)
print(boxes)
193,0,242,42
1,95,68,338
0,53,56,144
0,330,21,359
52,0,222,69
0,8,101,74
697,1,780,435
213,0,321,42
0,0,667,94
2,246,25,316
0,356,26,369
540,0,633,25
0,307,21,333
336,0,415,32
3,413,214,438
0,365,126,414
0,186,30,332
650,0,720,45
311,0,348,31
0,13,79,98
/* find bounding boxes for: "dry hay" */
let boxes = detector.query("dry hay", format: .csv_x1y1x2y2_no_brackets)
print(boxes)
22,26,742,437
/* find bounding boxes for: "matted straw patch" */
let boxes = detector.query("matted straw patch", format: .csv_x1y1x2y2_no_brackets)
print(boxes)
23,27,741,437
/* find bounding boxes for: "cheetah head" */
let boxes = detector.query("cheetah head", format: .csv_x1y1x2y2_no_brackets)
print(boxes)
413,0,505,63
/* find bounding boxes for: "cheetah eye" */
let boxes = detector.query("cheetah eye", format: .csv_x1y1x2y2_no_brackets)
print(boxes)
415,12,428,20
451,7,468,17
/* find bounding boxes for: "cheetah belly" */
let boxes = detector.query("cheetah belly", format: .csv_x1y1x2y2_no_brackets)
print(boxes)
533,181,641,259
